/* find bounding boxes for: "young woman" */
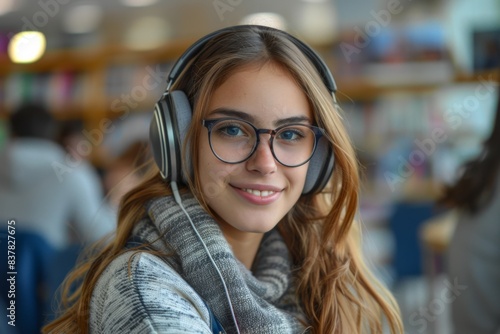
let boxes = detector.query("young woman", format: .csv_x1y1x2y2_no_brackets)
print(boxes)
44,25,403,334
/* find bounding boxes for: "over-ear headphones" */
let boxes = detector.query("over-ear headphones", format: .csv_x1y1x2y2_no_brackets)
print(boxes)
149,25,336,195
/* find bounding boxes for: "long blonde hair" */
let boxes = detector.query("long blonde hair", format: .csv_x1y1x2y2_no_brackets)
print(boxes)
44,26,403,334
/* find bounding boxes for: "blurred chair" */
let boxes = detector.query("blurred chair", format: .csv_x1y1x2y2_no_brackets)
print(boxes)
0,229,56,334
0,298,17,334
0,229,82,333
419,210,457,281
419,211,458,334
388,200,439,329
389,201,437,280
45,243,83,322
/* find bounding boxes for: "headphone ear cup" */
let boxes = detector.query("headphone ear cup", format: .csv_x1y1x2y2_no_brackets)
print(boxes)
149,90,192,184
149,103,166,178
302,138,334,195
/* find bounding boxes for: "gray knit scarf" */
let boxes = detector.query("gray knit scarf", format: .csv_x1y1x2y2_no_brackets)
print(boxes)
131,193,308,334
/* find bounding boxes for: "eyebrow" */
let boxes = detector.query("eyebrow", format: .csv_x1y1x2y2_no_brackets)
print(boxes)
209,108,254,122
208,107,312,127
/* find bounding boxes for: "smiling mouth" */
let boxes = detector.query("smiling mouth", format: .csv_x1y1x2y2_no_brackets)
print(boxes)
241,188,276,197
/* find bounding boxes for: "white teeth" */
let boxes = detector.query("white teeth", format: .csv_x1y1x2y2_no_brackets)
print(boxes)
243,188,275,197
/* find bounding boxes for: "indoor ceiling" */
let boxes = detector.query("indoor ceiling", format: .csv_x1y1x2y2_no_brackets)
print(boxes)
0,0,379,51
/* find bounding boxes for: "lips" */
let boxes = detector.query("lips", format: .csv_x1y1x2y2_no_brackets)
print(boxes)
231,184,283,205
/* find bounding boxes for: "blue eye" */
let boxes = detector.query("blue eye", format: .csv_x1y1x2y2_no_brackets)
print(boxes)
277,128,304,142
222,125,243,137
217,125,245,138
213,120,252,139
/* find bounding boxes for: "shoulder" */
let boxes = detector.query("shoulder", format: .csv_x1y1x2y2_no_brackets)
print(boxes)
90,251,213,334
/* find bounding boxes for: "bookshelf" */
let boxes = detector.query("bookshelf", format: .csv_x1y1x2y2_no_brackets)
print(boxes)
0,40,192,123
0,41,194,167
0,36,498,173
0,39,496,117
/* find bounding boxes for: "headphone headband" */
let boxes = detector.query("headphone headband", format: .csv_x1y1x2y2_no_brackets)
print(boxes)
166,25,337,94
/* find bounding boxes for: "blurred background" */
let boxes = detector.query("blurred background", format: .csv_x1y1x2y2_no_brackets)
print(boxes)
0,0,499,333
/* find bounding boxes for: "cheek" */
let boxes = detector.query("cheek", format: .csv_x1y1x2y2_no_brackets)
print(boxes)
198,140,243,199
274,167,308,220
287,165,309,194
200,163,243,201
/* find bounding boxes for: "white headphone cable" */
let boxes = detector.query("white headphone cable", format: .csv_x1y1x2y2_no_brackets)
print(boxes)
170,181,241,334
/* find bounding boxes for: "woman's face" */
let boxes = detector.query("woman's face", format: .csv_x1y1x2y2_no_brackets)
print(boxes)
198,62,312,236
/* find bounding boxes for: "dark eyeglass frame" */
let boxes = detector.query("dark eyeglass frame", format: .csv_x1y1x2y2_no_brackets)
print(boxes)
202,118,325,167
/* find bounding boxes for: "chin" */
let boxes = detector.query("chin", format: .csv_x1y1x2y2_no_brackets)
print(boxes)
242,225,276,234
234,216,283,233
220,216,281,235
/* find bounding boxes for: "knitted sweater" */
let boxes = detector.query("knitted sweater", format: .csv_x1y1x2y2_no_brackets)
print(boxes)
89,193,308,333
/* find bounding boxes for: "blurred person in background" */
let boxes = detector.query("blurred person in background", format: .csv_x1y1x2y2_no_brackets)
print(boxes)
0,104,116,249
439,85,500,334
102,140,152,209
0,103,116,332
58,119,119,234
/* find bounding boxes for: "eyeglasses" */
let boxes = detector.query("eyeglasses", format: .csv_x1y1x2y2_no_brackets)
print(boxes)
202,118,325,167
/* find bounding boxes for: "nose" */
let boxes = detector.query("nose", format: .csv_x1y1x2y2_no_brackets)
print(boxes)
246,137,277,175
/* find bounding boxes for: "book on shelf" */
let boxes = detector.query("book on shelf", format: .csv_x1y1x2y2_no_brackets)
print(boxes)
1,71,85,113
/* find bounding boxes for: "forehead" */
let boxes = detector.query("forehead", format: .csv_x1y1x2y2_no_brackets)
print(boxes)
206,62,312,125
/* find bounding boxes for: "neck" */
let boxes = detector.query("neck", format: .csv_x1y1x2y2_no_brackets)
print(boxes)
219,225,264,270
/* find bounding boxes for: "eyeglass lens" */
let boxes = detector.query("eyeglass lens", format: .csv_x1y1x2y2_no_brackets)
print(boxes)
208,119,317,167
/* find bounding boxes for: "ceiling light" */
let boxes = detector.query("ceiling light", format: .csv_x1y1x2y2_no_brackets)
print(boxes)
121,0,158,7
240,12,287,30
295,2,338,45
8,31,46,63
62,4,103,34
124,16,171,50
